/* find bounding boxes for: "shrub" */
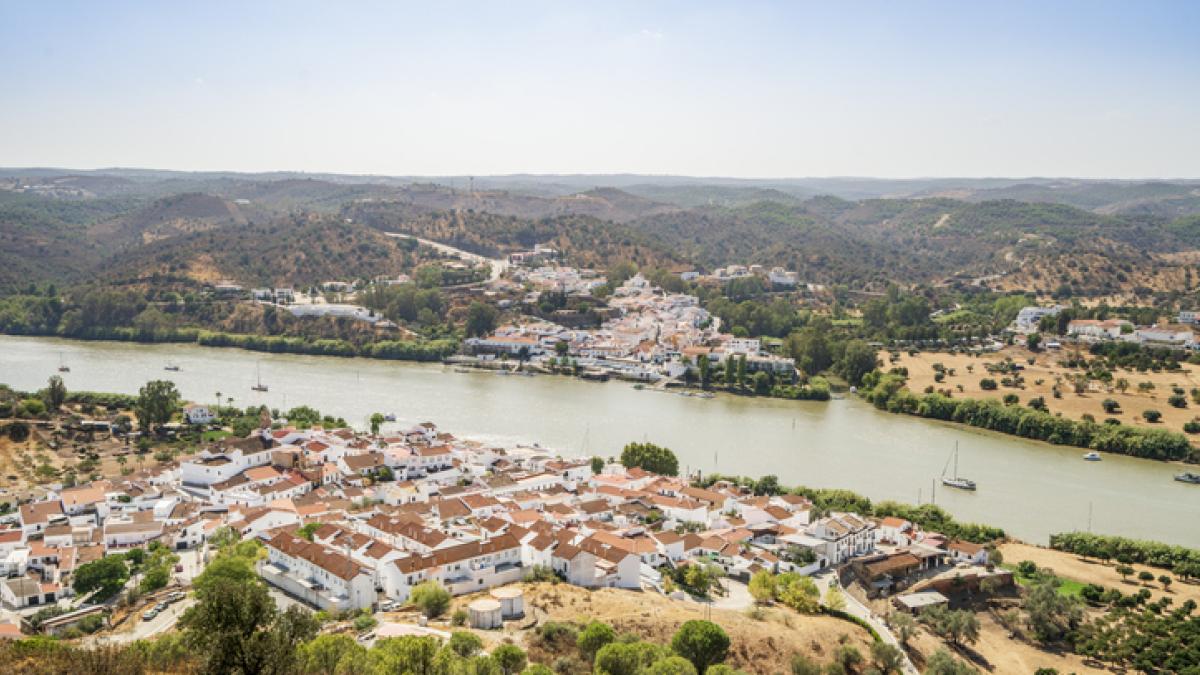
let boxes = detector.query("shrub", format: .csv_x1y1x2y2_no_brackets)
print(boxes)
1142,409,1162,422
577,621,615,661
409,580,451,618
979,378,998,390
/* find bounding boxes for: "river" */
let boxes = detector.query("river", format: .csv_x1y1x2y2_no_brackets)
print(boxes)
2,335,1197,547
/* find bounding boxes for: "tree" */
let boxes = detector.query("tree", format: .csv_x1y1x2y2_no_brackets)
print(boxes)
448,631,483,658
670,620,730,674
696,355,712,389
591,456,605,475
1101,398,1120,414
466,302,499,337
491,644,527,675
837,340,879,387
1023,579,1083,643
1116,564,1134,581
1143,409,1162,422
619,442,679,476
369,412,385,435
1026,333,1042,352
410,580,451,618
297,634,366,674
748,570,776,605
594,641,667,675
923,649,978,674
775,572,820,613
834,644,863,671
643,656,698,675
181,573,318,675
73,554,129,600
871,642,904,674
369,636,439,675
45,375,67,410
1159,574,1172,590
1137,570,1155,583
135,379,180,436
577,620,616,661
824,585,847,612
889,612,917,645
921,606,979,646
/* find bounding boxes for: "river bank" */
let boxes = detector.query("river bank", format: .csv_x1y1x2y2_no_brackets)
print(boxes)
2,334,1198,546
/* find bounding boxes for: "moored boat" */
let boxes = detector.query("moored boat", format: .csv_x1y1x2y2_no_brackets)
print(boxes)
1176,472,1200,484
1083,452,1101,461
940,443,977,491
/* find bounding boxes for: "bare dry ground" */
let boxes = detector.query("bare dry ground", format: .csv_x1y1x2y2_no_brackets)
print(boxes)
908,611,1108,675
443,582,874,675
887,346,1200,442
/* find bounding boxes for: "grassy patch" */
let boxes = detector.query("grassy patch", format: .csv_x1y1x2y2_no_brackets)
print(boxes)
201,430,231,442
1004,564,1084,598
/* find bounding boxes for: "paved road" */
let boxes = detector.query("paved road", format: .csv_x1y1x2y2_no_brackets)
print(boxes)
813,571,918,675
87,598,195,646
384,233,508,282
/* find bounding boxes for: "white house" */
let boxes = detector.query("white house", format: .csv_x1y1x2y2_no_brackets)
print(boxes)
184,404,216,425
806,513,875,565
261,532,377,611
383,534,524,602
181,436,276,488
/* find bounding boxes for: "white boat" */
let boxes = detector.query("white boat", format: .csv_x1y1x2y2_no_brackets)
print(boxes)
940,443,977,491
252,362,269,392
57,352,70,373
1082,451,1101,461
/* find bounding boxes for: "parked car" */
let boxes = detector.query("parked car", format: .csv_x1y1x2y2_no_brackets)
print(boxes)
143,608,159,621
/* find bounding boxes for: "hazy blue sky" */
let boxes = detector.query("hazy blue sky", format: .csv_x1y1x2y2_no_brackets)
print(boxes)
2,1,1198,177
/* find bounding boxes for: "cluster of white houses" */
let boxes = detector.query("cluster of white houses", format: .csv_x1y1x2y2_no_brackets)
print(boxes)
1012,305,1200,349
1,419,987,615
465,274,797,381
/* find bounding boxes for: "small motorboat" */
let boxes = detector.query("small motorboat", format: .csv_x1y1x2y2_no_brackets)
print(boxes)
1175,472,1200,484
1082,452,1101,461
164,361,181,372
383,413,397,422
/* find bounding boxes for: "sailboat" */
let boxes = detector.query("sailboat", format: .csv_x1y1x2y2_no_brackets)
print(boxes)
941,442,977,491
57,352,70,373
252,362,269,392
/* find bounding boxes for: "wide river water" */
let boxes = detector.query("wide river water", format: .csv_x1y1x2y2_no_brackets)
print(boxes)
1,335,1197,546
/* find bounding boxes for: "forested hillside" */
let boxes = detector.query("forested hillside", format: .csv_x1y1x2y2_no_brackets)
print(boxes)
5,170,1200,296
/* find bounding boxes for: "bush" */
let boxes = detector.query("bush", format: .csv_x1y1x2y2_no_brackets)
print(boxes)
409,580,451,618
577,621,615,661
352,612,378,632
1142,409,1162,422
979,378,998,390
450,609,467,627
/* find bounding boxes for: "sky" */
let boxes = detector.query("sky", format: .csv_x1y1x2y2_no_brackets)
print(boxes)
2,1,1199,178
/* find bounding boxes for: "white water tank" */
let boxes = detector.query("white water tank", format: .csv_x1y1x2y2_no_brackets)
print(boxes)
468,598,503,629
490,586,525,618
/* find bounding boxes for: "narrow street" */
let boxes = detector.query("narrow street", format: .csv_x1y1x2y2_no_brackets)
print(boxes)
813,571,918,675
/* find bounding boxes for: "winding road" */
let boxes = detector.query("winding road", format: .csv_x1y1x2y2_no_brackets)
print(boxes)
384,233,508,283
